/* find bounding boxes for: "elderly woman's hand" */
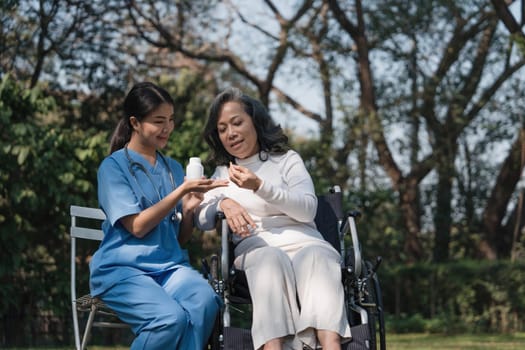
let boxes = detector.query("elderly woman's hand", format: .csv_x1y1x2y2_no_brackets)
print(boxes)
220,198,256,237
228,163,262,191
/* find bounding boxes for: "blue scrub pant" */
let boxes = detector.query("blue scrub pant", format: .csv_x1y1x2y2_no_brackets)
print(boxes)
100,266,220,350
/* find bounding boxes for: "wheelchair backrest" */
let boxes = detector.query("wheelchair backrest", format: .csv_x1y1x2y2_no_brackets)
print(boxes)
314,194,341,254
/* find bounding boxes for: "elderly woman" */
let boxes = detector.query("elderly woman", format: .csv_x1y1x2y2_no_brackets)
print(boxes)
195,87,351,350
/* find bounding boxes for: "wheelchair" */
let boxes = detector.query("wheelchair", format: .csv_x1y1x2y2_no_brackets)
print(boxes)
203,186,386,350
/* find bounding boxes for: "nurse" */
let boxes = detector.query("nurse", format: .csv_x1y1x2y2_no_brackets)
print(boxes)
89,82,228,350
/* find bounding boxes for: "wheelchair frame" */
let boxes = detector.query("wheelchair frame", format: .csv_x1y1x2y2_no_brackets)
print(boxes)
203,186,386,350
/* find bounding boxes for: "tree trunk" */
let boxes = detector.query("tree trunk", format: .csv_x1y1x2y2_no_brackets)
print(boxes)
481,127,525,258
433,163,454,262
432,133,458,262
400,178,424,261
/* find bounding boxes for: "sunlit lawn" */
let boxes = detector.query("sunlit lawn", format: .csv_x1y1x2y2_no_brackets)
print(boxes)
6,332,525,349
385,332,525,349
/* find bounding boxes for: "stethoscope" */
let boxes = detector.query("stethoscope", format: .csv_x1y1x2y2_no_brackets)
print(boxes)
124,145,182,222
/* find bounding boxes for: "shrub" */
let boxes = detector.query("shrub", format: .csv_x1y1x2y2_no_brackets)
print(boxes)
380,260,525,333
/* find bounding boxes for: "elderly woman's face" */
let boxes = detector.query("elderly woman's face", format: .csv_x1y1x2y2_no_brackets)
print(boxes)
217,101,259,159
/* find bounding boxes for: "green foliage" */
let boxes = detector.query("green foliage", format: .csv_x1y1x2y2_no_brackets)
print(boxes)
294,138,339,193
381,260,525,334
157,72,216,174
346,188,409,262
0,76,108,345
511,33,525,57
0,71,223,346
387,313,427,334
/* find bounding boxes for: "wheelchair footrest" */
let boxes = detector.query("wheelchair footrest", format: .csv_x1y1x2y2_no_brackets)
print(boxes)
223,326,254,350
344,324,372,350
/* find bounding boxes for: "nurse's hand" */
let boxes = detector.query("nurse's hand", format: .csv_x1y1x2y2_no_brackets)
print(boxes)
182,192,205,212
220,198,256,237
182,178,229,194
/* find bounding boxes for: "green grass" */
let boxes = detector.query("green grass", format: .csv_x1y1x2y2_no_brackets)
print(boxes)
6,333,525,349
386,332,525,350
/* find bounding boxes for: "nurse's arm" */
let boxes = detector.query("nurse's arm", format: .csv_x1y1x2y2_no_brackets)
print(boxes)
119,188,187,238
120,178,228,238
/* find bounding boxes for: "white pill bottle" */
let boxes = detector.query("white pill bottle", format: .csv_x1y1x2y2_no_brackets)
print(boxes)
186,157,204,179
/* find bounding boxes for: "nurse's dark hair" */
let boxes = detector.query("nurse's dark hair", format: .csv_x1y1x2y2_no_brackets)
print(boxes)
204,87,289,165
109,82,174,154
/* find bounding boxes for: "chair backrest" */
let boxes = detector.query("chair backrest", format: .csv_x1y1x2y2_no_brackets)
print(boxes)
70,205,105,299
70,205,105,241
70,205,105,350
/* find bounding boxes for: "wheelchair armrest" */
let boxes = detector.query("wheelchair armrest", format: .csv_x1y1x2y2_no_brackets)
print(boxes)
341,213,363,278
216,211,232,283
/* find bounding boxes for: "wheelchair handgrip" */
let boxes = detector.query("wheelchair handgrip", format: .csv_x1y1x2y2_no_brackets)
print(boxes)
348,210,362,218
326,187,344,220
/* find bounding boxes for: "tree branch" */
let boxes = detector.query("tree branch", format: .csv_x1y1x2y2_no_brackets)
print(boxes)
271,86,323,124
491,0,525,34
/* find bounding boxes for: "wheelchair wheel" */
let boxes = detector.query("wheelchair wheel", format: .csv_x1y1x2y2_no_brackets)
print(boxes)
207,255,223,350
363,260,386,350
361,261,377,349
207,315,222,350
370,266,386,350
210,254,219,281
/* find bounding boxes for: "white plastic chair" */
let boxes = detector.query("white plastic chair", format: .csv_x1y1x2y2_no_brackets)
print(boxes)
70,205,128,350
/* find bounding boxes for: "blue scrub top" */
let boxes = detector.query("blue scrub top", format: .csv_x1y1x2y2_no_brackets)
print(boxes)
90,148,188,296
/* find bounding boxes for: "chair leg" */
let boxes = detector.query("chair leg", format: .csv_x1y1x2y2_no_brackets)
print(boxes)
81,304,97,350
72,302,82,350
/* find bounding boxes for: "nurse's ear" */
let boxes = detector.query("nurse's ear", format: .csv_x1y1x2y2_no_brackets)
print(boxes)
129,116,140,131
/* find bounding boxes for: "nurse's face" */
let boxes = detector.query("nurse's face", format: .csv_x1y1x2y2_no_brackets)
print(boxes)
131,102,175,150
217,101,259,159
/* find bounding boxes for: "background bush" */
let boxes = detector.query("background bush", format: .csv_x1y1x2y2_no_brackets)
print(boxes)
380,260,525,334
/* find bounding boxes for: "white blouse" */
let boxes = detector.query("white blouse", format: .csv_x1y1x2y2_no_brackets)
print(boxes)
195,150,325,246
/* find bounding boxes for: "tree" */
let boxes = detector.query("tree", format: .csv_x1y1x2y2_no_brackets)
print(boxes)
0,74,109,345
489,0,525,261
328,0,525,261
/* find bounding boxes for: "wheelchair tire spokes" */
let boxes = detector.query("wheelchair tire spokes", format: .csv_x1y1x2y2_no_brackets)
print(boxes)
203,255,223,296
361,261,377,350
371,269,386,350
210,255,218,280
201,258,212,282
344,258,386,350
369,256,383,276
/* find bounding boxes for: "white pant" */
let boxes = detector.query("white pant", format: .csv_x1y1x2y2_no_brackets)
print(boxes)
234,236,352,349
